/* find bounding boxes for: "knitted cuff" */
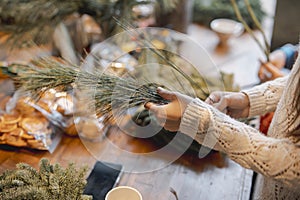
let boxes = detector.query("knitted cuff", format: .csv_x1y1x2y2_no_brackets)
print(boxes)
242,89,266,117
179,98,210,138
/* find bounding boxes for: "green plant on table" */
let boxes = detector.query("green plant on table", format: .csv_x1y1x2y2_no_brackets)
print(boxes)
0,158,91,200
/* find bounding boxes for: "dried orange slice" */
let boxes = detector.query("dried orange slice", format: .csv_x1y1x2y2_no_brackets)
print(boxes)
0,122,18,132
27,139,46,149
9,127,24,137
6,136,27,147
20,131,35,140
1,111,21,124
0,133,8,141
20,117,48,134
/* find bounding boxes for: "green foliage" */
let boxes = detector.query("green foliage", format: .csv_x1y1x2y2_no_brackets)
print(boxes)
79,0,179,38
0,158,92,200
0,0,178,47
0,0,83,46
192,0,266,28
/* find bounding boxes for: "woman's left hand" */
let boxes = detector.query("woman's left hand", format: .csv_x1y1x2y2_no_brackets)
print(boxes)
144,87,194,132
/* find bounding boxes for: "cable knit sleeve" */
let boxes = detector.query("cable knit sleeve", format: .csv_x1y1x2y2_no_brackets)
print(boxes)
242,76,288,117
179,99,300,187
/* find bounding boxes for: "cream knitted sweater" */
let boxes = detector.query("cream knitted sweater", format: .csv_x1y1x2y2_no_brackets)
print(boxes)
180,52,300,199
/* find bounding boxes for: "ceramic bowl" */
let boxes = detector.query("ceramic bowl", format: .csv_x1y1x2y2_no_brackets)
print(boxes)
210,18,244,46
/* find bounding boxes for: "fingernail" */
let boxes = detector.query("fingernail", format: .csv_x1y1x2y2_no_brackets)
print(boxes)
144,102,151,109
157,87,166,93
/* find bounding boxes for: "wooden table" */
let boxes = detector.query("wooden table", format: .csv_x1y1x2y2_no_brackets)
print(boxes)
0,1,276,198
0,129,254,200
0,28,257,200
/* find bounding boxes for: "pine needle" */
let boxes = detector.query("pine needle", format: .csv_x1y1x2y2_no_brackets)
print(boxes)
9,57,168,123
114,17,209,98
0,158,91,200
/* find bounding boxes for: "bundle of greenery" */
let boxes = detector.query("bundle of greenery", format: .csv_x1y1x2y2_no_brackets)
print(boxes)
0,158,91,200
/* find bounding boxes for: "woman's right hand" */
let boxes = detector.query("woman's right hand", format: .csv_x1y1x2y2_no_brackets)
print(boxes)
205,91,250,119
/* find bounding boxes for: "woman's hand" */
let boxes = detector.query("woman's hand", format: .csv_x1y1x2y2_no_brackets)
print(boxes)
205,91,250,119
145,88,250,131
144,87,193,132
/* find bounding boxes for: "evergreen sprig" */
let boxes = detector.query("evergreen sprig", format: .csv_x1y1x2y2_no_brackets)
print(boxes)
0,158,92,200
5,57,168,123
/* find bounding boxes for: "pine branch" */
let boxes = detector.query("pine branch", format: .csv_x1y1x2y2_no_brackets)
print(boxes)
114,17,209,98
4,57,168,123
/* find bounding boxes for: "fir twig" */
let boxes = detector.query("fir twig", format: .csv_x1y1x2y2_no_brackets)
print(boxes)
8,57,168,123
0,158,92,200
114,17,209,97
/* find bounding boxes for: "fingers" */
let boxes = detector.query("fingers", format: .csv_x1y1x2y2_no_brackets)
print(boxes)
258,65,267,81
144,101,169,127
205,92,229,113
213,97,228,113
205,91,223,105
205,96,216,105
205,94,215,105
145,102,167,118
157,87,176,101
144,87,174,111
144,102,180,131
144,102,159,112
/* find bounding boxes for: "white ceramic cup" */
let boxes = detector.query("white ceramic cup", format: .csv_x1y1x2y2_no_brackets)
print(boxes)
105,186,142,200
